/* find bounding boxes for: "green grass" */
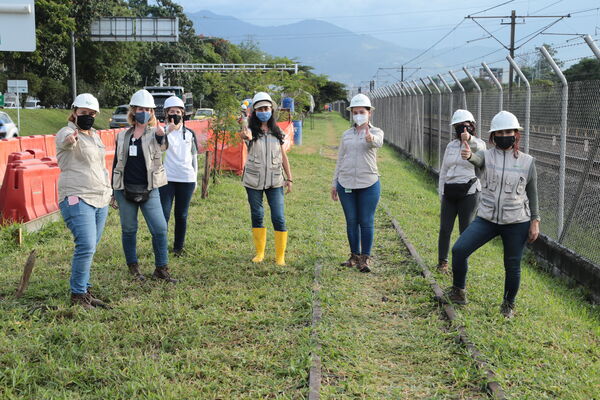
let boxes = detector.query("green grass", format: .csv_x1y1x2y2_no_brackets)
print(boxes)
3,108,115,136
0,113,597,399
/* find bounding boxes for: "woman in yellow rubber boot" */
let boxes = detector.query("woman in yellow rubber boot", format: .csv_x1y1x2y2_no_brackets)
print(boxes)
240,92,293,265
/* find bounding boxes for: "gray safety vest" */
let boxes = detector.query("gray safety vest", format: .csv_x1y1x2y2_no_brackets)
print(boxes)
242,132,284,190
479,148,533,225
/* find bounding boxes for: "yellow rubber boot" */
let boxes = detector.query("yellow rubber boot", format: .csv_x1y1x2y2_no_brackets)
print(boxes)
252,227,267,262
274,231,288,266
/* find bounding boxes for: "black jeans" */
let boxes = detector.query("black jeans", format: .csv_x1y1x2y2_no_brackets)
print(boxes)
437,192,479,263
452,217,531,304
159,182,196,251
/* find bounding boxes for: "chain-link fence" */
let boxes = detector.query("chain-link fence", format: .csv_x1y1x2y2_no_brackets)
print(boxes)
367,76,600,266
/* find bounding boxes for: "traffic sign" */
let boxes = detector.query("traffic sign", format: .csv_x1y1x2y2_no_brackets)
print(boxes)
7,80,28,93
0,0,36,52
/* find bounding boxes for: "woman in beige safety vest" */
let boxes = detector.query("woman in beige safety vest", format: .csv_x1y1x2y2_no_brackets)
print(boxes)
439,111,541,318
110,89,177,283
56,93,111,309
240,92,293,266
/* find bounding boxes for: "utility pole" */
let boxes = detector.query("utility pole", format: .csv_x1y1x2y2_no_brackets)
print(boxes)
466,11,569,102
377,66,421,83
71,31,77,102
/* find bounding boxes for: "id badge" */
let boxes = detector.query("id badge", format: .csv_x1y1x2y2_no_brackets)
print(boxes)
129,145,138,157
345,188,352,193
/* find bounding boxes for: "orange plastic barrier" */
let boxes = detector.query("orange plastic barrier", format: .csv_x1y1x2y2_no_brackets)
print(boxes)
0,158,60,224
44,135,57,157
278,121,294,153
0,138,22,183
105,150,115,179
18,135,47,155
98,129,116,151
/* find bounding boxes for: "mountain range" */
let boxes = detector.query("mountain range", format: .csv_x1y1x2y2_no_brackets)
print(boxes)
187,10,496,87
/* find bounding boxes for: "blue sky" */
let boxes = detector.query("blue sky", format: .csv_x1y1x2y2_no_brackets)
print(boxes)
174,0,599,83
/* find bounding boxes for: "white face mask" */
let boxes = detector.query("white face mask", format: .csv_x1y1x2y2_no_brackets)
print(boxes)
353,113,368,126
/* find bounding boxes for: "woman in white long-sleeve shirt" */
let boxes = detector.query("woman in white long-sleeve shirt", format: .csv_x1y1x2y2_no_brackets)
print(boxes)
159,96,198,257
436,109,486,273
331,94,384,273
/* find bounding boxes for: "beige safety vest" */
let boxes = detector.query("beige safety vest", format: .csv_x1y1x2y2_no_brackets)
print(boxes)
242,132,284,190
112,126,168,191
479,148,533,225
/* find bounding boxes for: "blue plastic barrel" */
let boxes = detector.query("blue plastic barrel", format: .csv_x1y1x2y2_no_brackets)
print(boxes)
293,120,302,145
282,97,295,112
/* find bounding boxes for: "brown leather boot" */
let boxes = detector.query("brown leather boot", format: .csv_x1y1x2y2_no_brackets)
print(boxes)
85,290,111,309
128,262,145,281
71,293,94,309
436,286,467,305
357,255,371,273
153,266,178,283
340,253,359,268
436,261,450,274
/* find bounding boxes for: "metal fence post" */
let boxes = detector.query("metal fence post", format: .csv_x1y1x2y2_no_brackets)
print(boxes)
412,81,425,161
482,62,503,110
438,74,453,141
428,76,443,171
463,67,482,126
540,45,568,240
449,70,467,109
420,78,433,165
506,55,531,154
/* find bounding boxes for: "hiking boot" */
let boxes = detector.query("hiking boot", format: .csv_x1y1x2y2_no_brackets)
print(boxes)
85,290,111,309
437,286,467,305
357,254,371,273
71,293,94,309
436,261,450,274
500,301,515,319
340,253,359,268
153,266,178,283
128,262,145,281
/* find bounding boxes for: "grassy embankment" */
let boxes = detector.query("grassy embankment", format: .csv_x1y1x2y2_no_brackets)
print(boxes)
0,112,597,399
3,108,114,136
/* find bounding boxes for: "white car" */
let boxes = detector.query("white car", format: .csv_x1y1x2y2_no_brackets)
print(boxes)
0,111,19,138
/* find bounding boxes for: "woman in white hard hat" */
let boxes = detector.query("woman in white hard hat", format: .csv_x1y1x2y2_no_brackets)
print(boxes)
436,109,486,274
331,93,384,273
240,92,293,266
440,110,540,318
56,93,111,308
159,96,198,257
111,89,176,283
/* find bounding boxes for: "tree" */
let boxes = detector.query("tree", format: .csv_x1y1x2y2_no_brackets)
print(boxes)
564,58,600,82
517,44,563,84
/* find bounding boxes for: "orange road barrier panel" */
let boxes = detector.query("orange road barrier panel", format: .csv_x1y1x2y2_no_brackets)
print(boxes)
0,138,22,183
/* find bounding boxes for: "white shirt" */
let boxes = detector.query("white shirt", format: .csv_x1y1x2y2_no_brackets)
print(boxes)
438,136,486,197
164,127,198,183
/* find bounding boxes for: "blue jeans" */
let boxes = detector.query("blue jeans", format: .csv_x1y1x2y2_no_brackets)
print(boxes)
114,189,168,267
159,182,195,251
452,216,531,304
59,198,108,294
336,180,381,256
245,186,286,231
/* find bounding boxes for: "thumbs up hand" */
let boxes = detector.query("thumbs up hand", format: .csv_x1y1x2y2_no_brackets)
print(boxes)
66,129,79,145
460,129,471,144
461,139,472,160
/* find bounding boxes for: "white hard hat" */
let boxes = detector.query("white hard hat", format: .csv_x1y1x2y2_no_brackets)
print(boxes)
489,110,523,132
163,95,185,110
72,93,100,113
129,89,156,108
346,94,374,111
450,109,475,125
252,92,275,110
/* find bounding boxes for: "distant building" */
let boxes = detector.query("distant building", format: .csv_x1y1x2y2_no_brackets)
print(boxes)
479,67,503,83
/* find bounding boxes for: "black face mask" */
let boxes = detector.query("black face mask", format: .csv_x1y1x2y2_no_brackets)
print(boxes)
76,114,95,130
167,114,182,125
454,124,475,137
494,135,515,150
